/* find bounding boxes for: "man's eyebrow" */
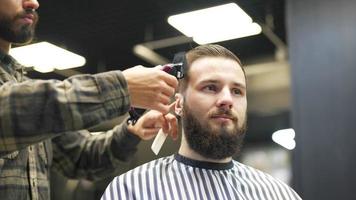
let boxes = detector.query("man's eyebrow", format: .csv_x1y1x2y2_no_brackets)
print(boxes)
232,82,246,90
199,79,246,89
199,79,219,84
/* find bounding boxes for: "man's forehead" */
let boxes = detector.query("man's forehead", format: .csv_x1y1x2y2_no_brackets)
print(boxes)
188,56,245,83
190,56,242,71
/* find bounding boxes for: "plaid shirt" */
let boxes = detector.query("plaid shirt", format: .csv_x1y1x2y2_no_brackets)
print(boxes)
0,51,141,200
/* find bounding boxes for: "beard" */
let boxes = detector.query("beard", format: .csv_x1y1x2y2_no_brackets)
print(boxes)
182,103,247,160
0,9,38,44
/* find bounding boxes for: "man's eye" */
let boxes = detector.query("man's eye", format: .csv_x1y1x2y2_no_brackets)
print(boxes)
232,88,242,95
203,85,217,92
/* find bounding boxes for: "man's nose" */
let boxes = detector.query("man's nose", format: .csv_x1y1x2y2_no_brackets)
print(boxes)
23,0,40,10
216,88,233,109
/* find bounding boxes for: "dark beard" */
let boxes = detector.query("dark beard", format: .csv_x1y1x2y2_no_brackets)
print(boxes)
0,10,38,44
182,103,247,160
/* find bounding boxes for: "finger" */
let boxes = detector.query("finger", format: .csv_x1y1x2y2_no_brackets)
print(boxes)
141,128,161,140
154,101,177,115
143,121,163,129
158,93,171,106
145,127,161,134
137,110,158,128
160,83,176,98
168,101,177,111
165,114,178,140
154,103,170,114
151,114,165,128
154,65,163,70
161,73,179,89
154,65,178,88
161,116,170,134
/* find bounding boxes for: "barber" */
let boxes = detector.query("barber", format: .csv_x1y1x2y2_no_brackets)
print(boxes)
0,0,177,199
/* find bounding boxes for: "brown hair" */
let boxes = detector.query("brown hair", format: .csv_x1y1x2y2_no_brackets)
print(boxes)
179,44,245,92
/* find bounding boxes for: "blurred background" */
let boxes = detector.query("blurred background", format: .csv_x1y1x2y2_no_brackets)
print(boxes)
14,0,356,199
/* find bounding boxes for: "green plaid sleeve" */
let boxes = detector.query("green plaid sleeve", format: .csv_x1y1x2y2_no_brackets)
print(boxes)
0,71,131,156
51,122,141,180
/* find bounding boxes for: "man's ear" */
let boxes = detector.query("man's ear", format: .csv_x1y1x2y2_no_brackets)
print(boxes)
174,93,184,116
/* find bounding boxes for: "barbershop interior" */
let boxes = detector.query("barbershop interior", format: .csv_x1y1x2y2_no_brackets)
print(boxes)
5,0,356,199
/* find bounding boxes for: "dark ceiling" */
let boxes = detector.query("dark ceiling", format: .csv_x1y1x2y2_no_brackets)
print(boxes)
29,0,286,76
26,0,289,144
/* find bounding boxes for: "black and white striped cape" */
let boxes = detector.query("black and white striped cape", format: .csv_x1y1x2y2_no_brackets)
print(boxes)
101,154,302,200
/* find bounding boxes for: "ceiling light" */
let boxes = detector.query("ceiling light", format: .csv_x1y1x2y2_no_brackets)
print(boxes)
272,128,296,150
167,3,262,44
9,42,86,73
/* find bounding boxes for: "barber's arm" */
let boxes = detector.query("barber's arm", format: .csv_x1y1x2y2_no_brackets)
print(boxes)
51,110,178,181
0,66,178,156
0,71,130,156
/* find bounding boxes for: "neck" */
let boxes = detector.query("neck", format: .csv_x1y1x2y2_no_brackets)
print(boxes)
178,132,232,163
0,38,11,54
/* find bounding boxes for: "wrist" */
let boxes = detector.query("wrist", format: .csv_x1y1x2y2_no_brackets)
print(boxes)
127,107,146,125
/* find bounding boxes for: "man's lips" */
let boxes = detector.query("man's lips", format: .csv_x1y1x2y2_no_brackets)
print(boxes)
24,14,34,19
210,115,236,122
211,115,233,119
19,14,35,24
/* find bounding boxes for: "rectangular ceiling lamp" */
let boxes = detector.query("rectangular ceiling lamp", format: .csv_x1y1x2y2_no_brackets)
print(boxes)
167,3,262,44
9,42,86,73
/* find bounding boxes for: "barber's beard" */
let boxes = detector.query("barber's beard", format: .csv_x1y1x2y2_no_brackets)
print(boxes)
0,10,38,44
182,103,247,160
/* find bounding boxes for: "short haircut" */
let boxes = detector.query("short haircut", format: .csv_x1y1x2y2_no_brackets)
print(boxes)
179,44,245,92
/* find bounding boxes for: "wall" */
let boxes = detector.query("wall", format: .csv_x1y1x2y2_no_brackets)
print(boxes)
287,0,356,199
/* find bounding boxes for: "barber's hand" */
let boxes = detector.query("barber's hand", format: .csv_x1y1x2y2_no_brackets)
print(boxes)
127,110,178,141
122,65,178,114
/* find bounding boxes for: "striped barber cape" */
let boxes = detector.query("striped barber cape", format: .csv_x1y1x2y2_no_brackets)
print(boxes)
101,154,302,200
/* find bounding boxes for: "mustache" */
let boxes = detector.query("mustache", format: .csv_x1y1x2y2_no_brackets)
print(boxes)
15,9,39,21
209,108,238,121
